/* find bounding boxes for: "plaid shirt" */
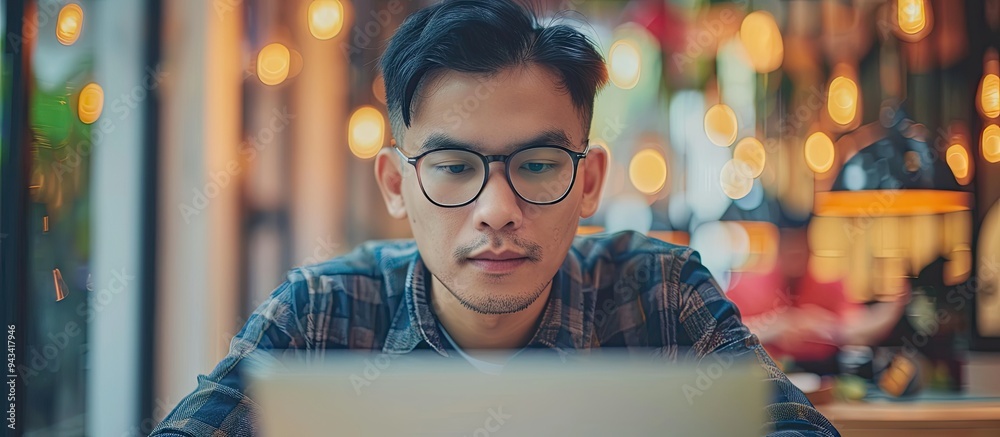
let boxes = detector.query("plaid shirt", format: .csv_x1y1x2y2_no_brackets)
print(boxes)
151,231,839,436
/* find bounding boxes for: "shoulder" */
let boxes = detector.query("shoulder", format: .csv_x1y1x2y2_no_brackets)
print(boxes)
265,239,417,315
249,240,418,349
572,230,716,309
290,239,418,280
571,230,699,276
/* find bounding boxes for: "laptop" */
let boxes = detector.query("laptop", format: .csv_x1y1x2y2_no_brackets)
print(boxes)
246,350,769,436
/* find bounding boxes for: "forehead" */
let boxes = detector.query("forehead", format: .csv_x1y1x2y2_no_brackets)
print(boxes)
405,65,584,154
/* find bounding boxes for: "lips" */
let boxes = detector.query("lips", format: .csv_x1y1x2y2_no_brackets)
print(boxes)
467,257,528,274
467,249,529,274
468,249,525,261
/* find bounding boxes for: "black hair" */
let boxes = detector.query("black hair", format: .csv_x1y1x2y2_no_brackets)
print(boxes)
379,0,608,137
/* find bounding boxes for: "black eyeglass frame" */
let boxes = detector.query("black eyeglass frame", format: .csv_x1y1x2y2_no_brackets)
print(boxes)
394,142,591,208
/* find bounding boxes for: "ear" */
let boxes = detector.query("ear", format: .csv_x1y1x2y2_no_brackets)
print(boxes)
578,145,608,218
374,147,408,219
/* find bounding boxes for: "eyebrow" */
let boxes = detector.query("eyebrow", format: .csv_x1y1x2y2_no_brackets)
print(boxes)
414,129,575,155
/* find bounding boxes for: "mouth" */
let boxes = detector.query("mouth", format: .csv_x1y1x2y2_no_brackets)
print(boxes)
466,249,531,274
466,257,529,274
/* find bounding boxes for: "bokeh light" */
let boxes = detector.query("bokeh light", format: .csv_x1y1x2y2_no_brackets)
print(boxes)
690,221,749,291
739,11,784,73
980,73,1000,119
348,106,385,159
704,104,739,147
56,4,84,46
720,159,754,200
605,194,653,235
897,0,929,36
733,137,766,178
308,0,345,40
843,163,867,191
78,83,104,125
804,132,835,174
628,149,668,195
608,39,641,90
983,124,1000,163
946,144,970,181
257,43,291,86
828,75,859,126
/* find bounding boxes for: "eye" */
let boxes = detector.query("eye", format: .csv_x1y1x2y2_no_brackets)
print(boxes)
434,163,473,175
520,162,557,173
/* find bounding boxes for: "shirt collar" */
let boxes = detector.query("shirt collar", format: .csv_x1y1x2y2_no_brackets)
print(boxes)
381,246,597,357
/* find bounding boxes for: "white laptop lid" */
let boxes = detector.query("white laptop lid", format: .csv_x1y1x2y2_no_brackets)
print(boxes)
247,350,769,437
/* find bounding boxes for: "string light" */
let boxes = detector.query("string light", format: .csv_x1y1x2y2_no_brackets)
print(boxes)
349,106,385,159
984,124,1000,163
980,73,999,119
805,132,835,174
721,160,754,200
308,0,345,40
946,144,970,181
739,11,784,73
257,43,291,86
704,104,739,147
897,0,929,36
608,39,641,90
78,83,104,124
56,4,84,45
828,75,859,126
628,149,668,195
733,137,766,178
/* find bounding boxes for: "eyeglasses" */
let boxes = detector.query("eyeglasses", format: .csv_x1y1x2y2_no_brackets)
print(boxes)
394,142,590,208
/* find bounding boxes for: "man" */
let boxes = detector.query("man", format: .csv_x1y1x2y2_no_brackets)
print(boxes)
153,0,838,435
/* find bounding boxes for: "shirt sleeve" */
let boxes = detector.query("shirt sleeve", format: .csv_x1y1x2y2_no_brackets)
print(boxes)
150,280,310,437
674,250,841,437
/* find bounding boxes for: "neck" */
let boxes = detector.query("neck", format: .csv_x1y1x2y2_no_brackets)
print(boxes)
430,276,552,351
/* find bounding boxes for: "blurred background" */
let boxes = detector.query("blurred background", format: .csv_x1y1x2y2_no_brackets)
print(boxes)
2,0,1000,435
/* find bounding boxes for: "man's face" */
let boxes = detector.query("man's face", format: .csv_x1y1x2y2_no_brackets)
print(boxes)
375,65,606,315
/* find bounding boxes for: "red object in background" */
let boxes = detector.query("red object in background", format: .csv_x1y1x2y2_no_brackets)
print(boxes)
623,0,686,53
728,265,858,362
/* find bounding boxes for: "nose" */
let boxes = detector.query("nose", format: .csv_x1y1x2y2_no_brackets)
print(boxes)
472,162,523,232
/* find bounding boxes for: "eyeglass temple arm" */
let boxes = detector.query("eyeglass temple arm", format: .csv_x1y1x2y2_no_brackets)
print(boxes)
393,146,419,166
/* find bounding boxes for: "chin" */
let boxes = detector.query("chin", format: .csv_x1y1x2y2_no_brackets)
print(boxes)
448,272,550,315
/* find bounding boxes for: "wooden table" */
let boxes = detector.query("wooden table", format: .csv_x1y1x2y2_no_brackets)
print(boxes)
817,401,1000,436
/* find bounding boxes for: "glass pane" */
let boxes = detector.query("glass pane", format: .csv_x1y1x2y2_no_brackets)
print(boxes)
418,150,485,205
509,148,574,203
20,0,97,433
